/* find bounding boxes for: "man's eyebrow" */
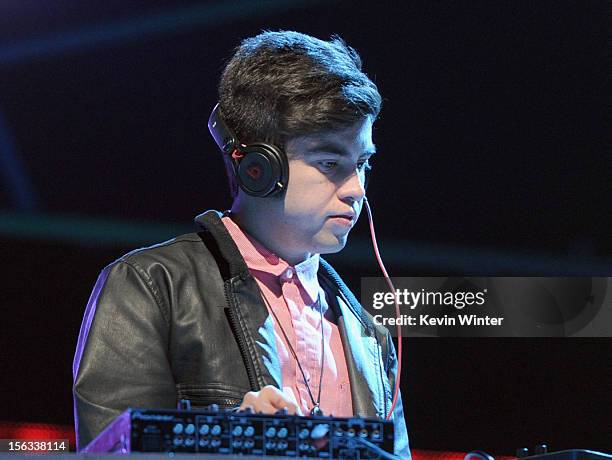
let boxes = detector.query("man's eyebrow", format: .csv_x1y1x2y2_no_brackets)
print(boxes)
306,141,377,157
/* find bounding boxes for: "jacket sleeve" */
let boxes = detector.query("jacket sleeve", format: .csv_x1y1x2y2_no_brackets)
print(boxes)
385,331,411,459
72,260,176,450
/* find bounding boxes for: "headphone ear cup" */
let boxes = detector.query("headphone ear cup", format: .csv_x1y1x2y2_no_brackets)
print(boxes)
236,143,288,197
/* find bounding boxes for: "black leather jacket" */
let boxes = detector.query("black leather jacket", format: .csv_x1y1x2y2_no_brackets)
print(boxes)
73,211,410,457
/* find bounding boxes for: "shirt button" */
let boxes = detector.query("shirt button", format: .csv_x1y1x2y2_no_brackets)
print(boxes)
282,268,294,280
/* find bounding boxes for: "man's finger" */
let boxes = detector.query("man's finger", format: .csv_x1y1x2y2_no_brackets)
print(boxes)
265,387,302,415
280,388,303,416
238,403,254,412
255,401,277,414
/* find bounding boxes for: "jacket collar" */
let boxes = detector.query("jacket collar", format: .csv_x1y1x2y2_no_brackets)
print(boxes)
194,210,386,418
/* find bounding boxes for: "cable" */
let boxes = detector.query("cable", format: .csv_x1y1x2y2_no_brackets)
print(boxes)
347,435,400,460
363,196,402,420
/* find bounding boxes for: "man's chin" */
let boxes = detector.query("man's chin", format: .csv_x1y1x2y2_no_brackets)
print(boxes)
316,234,349,255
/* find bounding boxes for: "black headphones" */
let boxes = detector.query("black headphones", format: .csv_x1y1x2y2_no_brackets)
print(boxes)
208,103,289,197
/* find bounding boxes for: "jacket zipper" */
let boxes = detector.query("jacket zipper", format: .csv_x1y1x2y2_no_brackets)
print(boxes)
184,397,242,408
224,281,259,391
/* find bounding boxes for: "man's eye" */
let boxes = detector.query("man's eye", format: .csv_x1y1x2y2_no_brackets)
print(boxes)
358,159,372,171
319,161,338,170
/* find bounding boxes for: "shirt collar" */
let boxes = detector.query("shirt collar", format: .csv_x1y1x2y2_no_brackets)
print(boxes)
221,215,321,304
293,253,321,305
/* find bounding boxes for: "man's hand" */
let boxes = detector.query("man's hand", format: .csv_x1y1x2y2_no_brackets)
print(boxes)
239,385,303,415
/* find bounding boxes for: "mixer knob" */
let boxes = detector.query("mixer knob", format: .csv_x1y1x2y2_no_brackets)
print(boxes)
265,441,276,450
535,445,548,455
198,438,209,448
172,423,184,434
516,448,529,458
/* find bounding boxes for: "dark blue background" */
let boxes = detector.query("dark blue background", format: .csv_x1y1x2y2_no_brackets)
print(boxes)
1,1,610,454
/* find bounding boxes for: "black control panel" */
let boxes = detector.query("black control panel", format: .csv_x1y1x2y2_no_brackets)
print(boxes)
83,406,395,458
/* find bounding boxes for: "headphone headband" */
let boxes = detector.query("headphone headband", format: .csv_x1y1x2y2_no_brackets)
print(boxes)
208,103,237,154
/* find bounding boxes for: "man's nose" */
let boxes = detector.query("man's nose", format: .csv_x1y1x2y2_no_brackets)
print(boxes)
338,169,366,204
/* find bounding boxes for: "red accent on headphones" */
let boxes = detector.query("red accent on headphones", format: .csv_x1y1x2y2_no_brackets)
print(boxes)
246,164,262,180
230,149,245,162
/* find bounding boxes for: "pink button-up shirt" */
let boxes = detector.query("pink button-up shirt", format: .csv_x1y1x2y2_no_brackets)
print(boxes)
222,215,353,416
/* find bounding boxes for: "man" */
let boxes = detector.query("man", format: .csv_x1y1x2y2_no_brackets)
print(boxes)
73,31,409,457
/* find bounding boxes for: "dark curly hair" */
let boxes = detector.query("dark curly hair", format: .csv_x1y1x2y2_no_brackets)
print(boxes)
217,30,381,197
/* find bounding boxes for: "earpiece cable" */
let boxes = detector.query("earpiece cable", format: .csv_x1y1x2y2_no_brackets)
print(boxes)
363,197,402,420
